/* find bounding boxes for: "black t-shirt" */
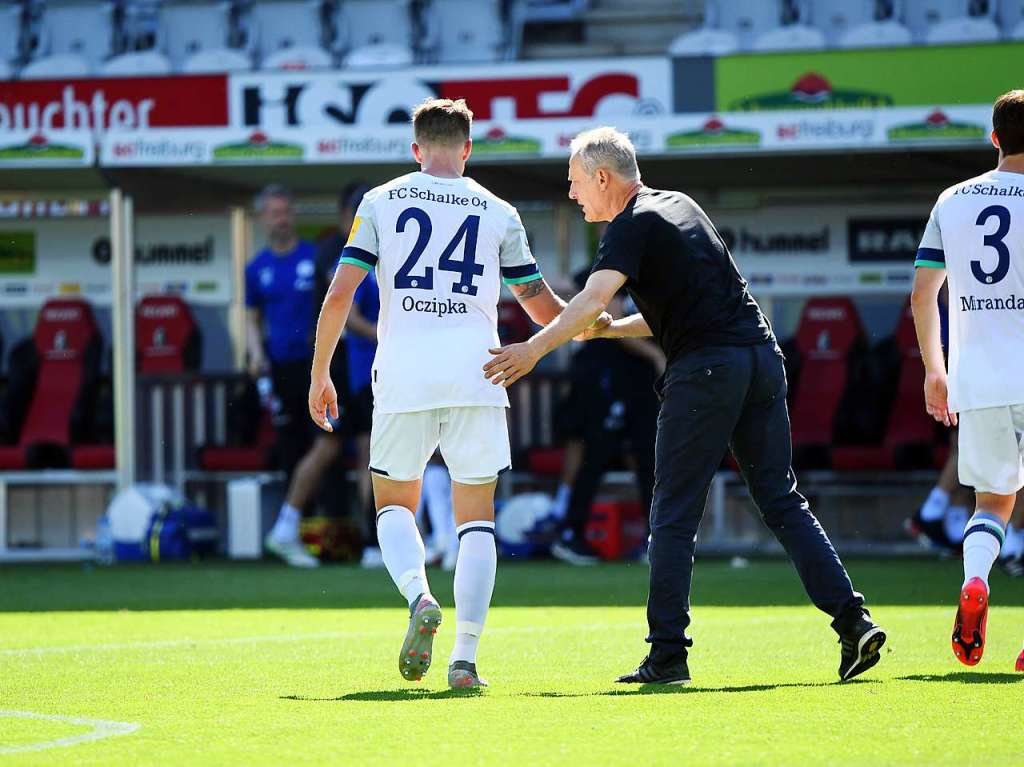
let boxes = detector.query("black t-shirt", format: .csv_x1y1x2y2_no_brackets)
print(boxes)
591,187,772,361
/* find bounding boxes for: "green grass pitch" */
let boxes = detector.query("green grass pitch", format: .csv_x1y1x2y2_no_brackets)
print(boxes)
1,559,1022,765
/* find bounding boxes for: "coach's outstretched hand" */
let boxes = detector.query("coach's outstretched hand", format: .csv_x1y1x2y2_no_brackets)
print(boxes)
308,375,339,432
574,311,613,342
484,341,541,388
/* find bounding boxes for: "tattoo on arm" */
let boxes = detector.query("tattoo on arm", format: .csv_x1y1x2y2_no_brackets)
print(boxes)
511,279,546,300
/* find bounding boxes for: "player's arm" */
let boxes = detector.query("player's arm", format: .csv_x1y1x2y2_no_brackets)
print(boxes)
910,202,955,427
580,312,652,340
245,308,266,379
310,264,369,430
484,270,626,387
508,277,565,326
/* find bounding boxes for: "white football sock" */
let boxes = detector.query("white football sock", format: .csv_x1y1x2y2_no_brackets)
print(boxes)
962,512,1006,589
422,464,455,554
920,487,950,522
269,503,301,543
376,506,431,607
451,520,496,665
944,505,969,545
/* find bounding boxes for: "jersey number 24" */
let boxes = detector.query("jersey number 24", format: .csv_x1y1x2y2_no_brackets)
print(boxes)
394,207,485,296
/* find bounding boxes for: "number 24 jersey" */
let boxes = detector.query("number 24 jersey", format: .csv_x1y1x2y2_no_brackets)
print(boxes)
341,171,542,414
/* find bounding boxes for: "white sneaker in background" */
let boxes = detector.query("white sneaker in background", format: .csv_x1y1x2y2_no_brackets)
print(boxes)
264,533,320,568
360,546,385,569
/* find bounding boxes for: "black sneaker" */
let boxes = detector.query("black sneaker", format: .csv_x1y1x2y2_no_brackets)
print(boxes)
837,614,886,681
551,538,600,566
615,655,691,685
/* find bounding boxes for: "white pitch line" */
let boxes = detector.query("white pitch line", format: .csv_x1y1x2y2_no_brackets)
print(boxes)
0,710,140,755
0,623,629,657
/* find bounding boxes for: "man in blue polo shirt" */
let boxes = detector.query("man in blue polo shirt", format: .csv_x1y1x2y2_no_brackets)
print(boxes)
245,184,320,567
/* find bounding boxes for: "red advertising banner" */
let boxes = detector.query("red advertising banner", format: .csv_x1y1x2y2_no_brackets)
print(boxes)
0,75,229,133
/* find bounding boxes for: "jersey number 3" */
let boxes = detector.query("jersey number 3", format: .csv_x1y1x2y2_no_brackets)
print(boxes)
973,205,1011,285
394,207,485,296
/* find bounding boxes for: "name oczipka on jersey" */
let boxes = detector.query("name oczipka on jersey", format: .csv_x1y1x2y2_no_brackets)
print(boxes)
960,294,1024,311
402,296,469,317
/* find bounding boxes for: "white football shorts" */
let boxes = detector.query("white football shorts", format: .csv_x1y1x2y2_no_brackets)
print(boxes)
369,406,511,484
958,404,1024,495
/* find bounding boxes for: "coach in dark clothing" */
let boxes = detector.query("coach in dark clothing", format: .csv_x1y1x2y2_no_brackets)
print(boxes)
485,127,886,684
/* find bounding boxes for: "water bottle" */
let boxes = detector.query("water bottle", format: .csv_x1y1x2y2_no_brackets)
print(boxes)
256,375,273,408
95,514,114,565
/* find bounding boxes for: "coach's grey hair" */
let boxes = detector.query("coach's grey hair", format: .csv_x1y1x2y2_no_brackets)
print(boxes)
255,183,293,213
569,127,641,182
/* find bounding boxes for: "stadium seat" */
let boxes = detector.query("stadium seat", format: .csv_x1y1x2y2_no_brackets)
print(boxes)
181,47,251,72
672,0,782,53
808,0,875,46
261,45,332,70
198,381,275,472
31,0,116,70
710,0,784,50
333,0,415,59
0,2,22,75
751,24,826,51
19,52,93,78
247,0,328,67
667,27,739,55
902,0,970,41
426,0,508,63
837,20,912,48
519,0,589,23
158,0,238,71
0,299,103,470
924,16,999,43
832,298,939,471
998,0,1024,37
136,295,202,375
101,49,173,75
343,42,414,68
788,297,866,469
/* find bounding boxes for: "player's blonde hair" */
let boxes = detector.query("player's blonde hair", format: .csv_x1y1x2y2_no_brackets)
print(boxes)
412,98,473,148
569,127,641,183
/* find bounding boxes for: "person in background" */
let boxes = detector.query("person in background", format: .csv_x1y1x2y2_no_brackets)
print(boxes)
547,268,663,565
246,184,322,568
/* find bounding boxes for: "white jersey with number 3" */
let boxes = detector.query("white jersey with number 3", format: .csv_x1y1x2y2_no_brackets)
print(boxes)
917,170,1024,412
339,171,541,414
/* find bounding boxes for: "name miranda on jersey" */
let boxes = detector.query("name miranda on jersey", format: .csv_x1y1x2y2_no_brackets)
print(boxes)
402,296,469,316
954,184,1024,196
960,294,1024,311
387,187,488,209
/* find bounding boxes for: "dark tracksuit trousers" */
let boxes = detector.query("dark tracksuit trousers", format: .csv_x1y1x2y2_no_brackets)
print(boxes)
646,341,864,662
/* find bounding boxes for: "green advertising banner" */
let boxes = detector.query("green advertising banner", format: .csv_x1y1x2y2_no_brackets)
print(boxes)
715,43,1024,112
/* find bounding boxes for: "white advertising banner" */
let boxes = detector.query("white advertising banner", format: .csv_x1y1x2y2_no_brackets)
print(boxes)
99,104,993,167
0,130,94,167
707,203,930,296
0,214,233,307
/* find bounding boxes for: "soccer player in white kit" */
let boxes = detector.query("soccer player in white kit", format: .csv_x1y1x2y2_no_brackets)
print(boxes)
309,98,604,688
911,90,1024,672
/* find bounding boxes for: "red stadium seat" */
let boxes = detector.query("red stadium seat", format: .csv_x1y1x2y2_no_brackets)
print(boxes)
0,299,102,470
198,403,275,471
137,295,201,374
788,297,866,468
832,297,939,471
